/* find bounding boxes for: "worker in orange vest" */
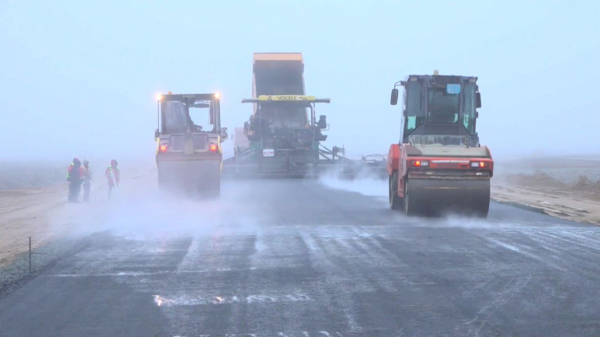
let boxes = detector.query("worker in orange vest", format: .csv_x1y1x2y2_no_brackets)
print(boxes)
67,158,84,203
105,159,120,199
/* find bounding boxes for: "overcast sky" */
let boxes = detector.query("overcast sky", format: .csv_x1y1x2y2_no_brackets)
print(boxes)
1,0,599,163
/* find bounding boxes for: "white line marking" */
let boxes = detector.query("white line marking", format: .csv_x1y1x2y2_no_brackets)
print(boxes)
152,293,312,307
43,267,258,278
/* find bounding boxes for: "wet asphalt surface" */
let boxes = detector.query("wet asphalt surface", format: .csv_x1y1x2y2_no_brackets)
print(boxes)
1,179,600,337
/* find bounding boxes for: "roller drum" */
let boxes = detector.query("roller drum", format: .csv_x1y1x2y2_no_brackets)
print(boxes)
405,178,490,217
157,160,221,197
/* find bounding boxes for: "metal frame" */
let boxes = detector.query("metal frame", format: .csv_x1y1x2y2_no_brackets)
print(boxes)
227,96,338,173
157,93,221,135
397,75,480,146
241,95,330,131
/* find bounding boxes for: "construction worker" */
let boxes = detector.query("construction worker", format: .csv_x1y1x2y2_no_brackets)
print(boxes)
67,158,84,203
105,159,120,199
82,160,93,202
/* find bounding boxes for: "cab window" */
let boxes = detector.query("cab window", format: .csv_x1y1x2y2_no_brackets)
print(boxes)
463,83,476,133
404,81,423,134
427,87,459,124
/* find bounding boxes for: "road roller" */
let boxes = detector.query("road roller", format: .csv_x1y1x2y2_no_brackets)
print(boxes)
387,73,493,217
154,92,227,198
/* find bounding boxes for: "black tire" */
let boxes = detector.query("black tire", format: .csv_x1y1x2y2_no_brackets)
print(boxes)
404,179,418,216
389,172,403,210
471,180,490,218
474,199,490,218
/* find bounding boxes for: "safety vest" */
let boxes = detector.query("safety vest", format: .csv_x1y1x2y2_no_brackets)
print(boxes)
83,167,92,182
67,164,84,179
105,166,120,184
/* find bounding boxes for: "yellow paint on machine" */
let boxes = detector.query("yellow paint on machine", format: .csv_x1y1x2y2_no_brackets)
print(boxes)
257,95,317,102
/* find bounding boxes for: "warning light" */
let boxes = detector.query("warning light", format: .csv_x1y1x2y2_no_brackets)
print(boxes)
156,94,163,101
412,160,429,167
214,92,222,99
159,144,168,152
471,161,488,168
209,143,218,152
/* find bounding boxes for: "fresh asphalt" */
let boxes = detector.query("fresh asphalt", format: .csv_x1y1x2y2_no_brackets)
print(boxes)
1,179,599,337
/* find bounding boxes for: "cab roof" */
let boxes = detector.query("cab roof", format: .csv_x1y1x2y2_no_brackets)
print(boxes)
159,93,220,102
403,74,478,85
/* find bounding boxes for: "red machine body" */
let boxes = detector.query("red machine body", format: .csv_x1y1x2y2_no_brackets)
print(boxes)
387,74,492,216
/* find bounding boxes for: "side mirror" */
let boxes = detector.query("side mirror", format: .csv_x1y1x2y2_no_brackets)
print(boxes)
220,127,228,141
476,92,482,108
390,88,399,105
154,129,160,139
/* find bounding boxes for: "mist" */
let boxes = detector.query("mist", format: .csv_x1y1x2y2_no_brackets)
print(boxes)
1,1,599,165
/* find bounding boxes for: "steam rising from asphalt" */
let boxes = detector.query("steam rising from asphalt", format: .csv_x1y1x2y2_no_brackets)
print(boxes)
45,163,524,244
420,215,514,229
318,173,516,229
319,175,387,197
318,162,388,198
105,197,225,237
51,172,264,240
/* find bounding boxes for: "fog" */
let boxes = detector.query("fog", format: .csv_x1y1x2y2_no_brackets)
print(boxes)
1,1,599,164
317,175,522,229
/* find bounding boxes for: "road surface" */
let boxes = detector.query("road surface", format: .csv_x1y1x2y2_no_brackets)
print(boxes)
1,179,600,336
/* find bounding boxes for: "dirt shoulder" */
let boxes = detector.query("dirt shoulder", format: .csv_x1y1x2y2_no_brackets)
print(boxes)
492,157,600,225
492,182,600,225
0,165,154,267
0,182,109,266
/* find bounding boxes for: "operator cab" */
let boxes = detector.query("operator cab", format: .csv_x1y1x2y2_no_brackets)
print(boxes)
391,74,482,146
157,94,222,135
259,102,308,129
155,93,227,154
242,95,330,149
